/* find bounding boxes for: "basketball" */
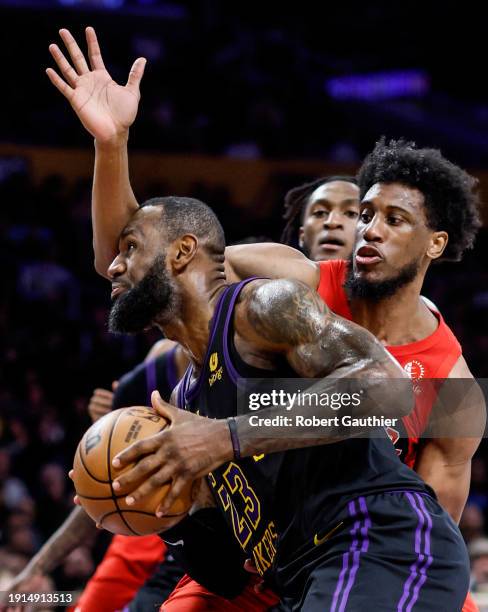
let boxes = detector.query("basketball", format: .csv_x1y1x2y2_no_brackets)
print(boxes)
72,406,193,535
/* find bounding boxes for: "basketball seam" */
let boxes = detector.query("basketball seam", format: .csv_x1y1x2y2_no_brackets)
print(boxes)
106,410,140,536
76,492,128,501
99,508,188,520
78,446,111,484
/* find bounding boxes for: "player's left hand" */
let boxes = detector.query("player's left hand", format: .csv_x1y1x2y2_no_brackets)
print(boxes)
111,390,233,516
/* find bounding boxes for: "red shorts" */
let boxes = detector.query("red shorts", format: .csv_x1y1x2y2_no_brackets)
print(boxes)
160,574,279,611
463,592,479,612
161,575,477,612
74,534,166,612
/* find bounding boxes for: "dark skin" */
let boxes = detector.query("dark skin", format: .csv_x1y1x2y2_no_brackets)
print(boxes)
107,205,410,516
299,181,360,261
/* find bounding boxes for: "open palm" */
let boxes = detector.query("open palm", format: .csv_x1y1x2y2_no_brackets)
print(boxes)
46,27,146,143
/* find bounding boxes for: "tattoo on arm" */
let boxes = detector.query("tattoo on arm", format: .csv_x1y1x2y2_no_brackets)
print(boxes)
236,279,413,457
246,279,330,348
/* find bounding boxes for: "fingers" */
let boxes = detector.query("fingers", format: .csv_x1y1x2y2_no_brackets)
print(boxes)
113,452,164,497
121,468,172,507
111,380,119,391
126,57,146,94
85,26,105,70
48,44,79,87
88,388,114,421
45,67,74,100
156,476,188,516
151,390,177,422
112,434,162,468
92,388,114,401
59,28,90,75
68,469,74,480
73,495,80,505
89,389,114,408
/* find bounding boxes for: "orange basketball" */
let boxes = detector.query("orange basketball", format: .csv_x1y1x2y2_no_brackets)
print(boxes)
72,406,193,535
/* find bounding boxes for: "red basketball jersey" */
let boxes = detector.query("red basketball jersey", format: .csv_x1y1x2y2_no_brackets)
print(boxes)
317,260,462,467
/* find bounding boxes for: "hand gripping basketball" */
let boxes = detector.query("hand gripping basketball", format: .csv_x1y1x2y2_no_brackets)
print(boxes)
110,390,234,517
72,405,193,535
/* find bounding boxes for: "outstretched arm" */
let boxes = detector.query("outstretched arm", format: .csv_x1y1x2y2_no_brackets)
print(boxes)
46,27,143,275
47,29,321,284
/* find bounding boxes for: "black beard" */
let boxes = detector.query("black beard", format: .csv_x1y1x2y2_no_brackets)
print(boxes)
108,255,177,334
344,254,420,302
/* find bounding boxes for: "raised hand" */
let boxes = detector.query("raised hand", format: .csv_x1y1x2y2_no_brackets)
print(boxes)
87,385,115,423
46,27,146,144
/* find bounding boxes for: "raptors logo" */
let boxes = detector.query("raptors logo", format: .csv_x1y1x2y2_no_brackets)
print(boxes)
404,360,425,380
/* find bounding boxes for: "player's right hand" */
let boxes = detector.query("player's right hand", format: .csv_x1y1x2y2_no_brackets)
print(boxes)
46,27,146,145
87,386,115,422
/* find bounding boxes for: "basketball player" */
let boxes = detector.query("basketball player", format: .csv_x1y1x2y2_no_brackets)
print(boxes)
282,176,360,261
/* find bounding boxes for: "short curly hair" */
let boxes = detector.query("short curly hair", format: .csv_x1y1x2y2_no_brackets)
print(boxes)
357,138,481,262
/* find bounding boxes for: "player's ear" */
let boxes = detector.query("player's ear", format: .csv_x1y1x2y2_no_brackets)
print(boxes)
171,234,199,271
426,231,448,261
298,226,305,249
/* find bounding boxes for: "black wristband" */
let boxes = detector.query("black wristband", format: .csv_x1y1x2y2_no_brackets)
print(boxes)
227,417,241,460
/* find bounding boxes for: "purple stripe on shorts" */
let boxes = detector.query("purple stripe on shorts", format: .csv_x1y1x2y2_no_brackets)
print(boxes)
397,491,432,612
406,494,434,612
338,496,371,612
331,499,358,612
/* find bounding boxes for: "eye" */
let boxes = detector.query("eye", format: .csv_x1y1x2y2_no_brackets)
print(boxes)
359,210,372,223
344,210,359,219
311,209,328,218
127,242,137,253
387,216,402,226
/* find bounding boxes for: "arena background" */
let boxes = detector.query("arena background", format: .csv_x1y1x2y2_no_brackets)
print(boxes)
1,0,488,607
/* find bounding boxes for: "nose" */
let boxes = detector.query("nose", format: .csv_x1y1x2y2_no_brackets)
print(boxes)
362,215,384,243
324,210,343,230
107,254,126,279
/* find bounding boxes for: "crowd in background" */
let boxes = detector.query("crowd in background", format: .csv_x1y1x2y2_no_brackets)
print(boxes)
2,2,488,166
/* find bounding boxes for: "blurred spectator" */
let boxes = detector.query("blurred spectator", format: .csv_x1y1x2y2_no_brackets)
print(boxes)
0,448,31,512
470,538,488,593
461,504,486,544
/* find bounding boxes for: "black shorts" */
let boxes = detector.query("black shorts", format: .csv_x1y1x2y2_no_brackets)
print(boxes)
281,491,469,612
128,553,183,612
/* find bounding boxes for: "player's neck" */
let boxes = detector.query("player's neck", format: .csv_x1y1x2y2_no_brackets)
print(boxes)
349,279,438,346
158,277,227,366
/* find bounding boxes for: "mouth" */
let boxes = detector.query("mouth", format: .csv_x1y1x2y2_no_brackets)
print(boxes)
318,236,345,251
355,245,383,265
111,284,129,300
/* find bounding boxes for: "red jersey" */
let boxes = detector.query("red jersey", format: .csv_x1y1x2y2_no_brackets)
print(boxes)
317,260,462,467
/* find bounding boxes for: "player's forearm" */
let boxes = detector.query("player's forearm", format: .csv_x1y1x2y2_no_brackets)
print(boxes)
234,357,413,458
93,136,139,277
28,506,96,574
225,244,319,287
415,448,472,523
